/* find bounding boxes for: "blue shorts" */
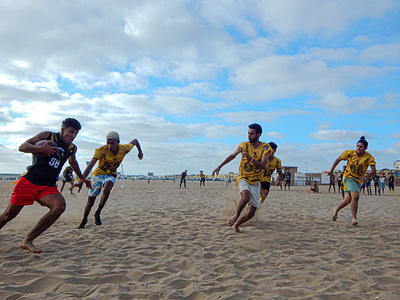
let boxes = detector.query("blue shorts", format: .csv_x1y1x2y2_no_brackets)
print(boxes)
343,176,361,193
88,175,116,197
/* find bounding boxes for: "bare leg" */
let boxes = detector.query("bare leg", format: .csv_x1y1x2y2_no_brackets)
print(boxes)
0,203,24,230
227,190,250,227
350,191,360,225
60,181,66,193
78,196,97,229
260,188,269,204
233,204,257,232
332,192,351,221
95,181,114,226
19,194,66,253
68,182,75,194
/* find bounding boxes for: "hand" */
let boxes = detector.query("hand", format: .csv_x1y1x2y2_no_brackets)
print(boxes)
242,152,252,162
72,181,84,193
327,170,333,176
276,179,280,187
212,166,221,176
138,152,143,160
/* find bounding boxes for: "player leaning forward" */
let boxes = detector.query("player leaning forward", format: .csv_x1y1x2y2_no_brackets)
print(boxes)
0,118,91,253
76,131,143,229
212,123,271,233
327,136,376,226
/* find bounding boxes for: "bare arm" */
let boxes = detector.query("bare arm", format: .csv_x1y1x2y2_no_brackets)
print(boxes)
19,131,57,157
68,149,92,190
72,157,98,192
130,139,143,160
276,168,283,186
212,146,243,176
327,157,342,176
360,165,376,183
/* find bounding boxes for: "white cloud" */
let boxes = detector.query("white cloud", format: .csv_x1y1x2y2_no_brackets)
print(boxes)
309,129,368,141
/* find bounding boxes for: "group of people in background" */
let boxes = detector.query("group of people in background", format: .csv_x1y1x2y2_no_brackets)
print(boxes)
329,169,395,197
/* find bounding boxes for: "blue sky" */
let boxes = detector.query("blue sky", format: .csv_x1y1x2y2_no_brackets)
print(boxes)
0,0,400,176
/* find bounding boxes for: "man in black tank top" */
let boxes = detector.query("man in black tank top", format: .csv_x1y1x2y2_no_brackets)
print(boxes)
0,118,91,254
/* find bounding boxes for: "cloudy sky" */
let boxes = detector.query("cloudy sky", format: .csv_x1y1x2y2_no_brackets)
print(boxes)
1,0,400,176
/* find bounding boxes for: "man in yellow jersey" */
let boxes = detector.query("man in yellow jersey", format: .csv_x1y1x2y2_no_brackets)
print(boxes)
75,131,143,229
212,123,271,233
199,171,206,189
260,142,283,203
327,136,376,225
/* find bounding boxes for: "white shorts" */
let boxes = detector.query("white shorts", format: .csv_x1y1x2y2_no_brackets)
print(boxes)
238,179,260,208
88,175,116,197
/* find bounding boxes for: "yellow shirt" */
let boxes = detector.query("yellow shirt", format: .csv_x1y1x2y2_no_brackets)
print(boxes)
92,143,134,177
261,156,282,183
237,142,271,184
340,150,376,183
200,174,205,179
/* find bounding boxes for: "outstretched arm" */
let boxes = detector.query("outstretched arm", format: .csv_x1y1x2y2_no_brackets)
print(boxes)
130,139,143,160
327,157,342,176
212,146,243,176
72,157,98,192
68,149,92,190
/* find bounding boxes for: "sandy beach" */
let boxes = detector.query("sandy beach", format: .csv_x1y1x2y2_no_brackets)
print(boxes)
1,179,400,299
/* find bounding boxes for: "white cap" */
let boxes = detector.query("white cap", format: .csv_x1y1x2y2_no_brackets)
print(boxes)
106,131,120,140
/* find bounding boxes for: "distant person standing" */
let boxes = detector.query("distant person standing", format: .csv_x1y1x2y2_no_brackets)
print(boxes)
199,171,206,189
260,142,283,203
284,169,291,190
380,173,386,195
372,174,380,195
328,136,376,225
328,173,336,193
212,123,271,233
365,177,372,195
180,170,187,188
388,173,395,196
60,166,75,194
76,131,143,229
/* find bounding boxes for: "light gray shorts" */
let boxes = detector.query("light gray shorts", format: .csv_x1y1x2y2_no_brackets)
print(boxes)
238,179,260,208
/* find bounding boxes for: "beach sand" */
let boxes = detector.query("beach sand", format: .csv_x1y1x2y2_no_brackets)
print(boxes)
1,179,400,299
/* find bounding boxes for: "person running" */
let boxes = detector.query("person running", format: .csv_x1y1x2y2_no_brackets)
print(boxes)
199,171,206,189
328,136,376,225
310,181,319,193
260,142,283,203
0,118,90,253
60,166,75,194
328,173,336,193
388,173,395,196
76,131,143,229
212,123,271,233
284,169,291,190
179,170,187,188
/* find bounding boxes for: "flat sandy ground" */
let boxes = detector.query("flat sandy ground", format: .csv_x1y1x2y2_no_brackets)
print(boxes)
0,179,399,299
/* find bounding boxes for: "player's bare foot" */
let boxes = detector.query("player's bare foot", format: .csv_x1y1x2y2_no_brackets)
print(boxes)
233,224,241,233
227,215,237,227
352,220,359,226
332,207,338,221
19,240,43,254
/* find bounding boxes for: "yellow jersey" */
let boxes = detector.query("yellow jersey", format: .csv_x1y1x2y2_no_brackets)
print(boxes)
340,150,376,183
237,141,271,184
92,143,134,177
261,156,282,183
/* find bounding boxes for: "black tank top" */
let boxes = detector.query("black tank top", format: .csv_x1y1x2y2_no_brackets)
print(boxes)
23,132,76,186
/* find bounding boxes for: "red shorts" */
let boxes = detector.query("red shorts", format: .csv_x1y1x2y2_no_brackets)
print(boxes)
10,177,60,206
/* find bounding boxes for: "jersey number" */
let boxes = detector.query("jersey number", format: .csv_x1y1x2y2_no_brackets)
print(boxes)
49,158,61,169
